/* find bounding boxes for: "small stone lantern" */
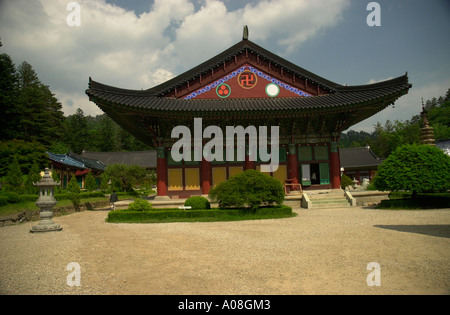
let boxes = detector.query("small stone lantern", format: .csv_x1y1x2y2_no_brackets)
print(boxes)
30,168,62,233
352,178,359,189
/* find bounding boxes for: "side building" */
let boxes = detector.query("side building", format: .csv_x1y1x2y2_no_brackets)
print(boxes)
80,150,156,171
339,146,383,183
48,150,157,189
47,151,106,189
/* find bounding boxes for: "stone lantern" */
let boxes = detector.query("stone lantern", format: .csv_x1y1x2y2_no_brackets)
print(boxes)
30,168,62,233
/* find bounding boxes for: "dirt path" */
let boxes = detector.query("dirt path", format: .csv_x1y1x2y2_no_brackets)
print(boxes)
1,207,449,295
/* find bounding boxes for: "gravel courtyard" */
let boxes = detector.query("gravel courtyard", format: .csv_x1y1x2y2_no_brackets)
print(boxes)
1,206,449,295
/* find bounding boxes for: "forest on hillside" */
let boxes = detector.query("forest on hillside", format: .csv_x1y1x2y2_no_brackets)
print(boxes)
339,91,450,158
0,47,150,177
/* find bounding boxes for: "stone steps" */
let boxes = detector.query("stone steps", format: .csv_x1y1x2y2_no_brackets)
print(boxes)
303,190,352,209
309,199,350,208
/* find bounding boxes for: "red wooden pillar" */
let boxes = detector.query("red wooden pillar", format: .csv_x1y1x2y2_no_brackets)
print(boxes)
156,146,168,197
330,142,341,189
287,143,299,188
244,145,256,170
201,157,211,195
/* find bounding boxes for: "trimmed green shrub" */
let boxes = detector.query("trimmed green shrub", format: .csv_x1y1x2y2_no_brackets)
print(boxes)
67,175,81,208
127,198,152,211
184,196,211,210
209,169,285,210
374,144,450,197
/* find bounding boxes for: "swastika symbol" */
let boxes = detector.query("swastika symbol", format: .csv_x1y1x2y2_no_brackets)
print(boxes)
238,70,257,89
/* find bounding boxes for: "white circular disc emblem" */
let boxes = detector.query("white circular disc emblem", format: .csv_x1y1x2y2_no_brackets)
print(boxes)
266,83,280,97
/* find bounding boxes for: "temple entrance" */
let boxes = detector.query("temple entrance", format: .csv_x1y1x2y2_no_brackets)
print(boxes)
301,163,330,186
310,163,320,185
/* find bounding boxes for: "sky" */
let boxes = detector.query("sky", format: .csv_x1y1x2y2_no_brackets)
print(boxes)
0,0,449,132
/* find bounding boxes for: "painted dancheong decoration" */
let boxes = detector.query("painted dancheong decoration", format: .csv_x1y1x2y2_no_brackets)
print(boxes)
183,65,312,100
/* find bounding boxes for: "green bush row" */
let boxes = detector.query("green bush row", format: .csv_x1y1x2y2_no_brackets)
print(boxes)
54,191,105,201
378,195,450,209
107,205,293,223
0,191,105,206
0,192,37,206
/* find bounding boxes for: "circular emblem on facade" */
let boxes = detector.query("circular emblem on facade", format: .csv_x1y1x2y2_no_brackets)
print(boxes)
237,70,257,89
265,83,280,97
216,83,231,98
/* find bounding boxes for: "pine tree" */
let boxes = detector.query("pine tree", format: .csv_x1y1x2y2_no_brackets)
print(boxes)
25,163,41,194
97,115,117,151
67,175,81,209
15,61,65,145
67,175,80,194
0,53,19,140
4,155,23,191
64,108,90,154
85,172,97,192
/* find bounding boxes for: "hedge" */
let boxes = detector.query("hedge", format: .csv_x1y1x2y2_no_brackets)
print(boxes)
0,191,105,206
107,205,293,223
377,194,450,209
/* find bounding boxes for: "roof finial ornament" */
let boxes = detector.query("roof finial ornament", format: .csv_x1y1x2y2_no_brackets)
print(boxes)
243,25,249,40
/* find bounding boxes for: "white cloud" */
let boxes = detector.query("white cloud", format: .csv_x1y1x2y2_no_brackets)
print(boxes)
367,77,394,84
0,0,349,116
172,0,350,66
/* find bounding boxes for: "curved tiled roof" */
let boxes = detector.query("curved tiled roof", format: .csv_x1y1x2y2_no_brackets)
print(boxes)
87,74,410,114
340,147,383,169
85,37,411,144
47,152,106,171
81,150,156,168
47,152,86,169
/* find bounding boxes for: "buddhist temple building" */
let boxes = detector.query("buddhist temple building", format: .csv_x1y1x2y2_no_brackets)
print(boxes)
86,27,411,199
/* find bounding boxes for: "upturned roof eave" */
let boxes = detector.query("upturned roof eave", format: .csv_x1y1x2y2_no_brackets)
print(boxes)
86,74,410,115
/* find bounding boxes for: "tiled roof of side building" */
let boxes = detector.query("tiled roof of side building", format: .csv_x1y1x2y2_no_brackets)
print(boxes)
47,152,87,169
340,147,383,169
81,151,157,169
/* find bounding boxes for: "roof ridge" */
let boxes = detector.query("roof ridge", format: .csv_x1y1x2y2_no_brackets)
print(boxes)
88,39,345,96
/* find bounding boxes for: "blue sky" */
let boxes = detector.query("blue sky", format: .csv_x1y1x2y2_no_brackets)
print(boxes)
1,0,449,132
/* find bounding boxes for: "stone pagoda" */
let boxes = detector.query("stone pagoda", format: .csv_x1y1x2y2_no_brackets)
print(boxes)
420,101,435,146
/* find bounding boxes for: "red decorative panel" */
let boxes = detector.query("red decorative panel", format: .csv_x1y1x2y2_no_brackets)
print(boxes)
182,64,311,100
